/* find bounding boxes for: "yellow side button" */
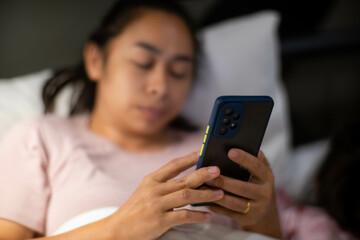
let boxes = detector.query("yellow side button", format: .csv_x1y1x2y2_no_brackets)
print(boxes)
203,134,207,143
200,144,204,156
206,125,210,134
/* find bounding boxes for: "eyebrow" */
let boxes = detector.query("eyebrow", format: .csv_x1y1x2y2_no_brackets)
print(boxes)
134,41,194,63
135,42,162,54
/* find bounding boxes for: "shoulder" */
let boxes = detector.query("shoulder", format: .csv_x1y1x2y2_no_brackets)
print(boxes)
1,114,75,134
0,117,44,148
36,114,85,139
5,114,79,135
0,114,86,153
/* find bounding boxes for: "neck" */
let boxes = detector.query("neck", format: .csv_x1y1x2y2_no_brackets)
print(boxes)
88,112,175,153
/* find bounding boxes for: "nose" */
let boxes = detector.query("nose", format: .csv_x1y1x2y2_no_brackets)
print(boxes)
146,65,168,98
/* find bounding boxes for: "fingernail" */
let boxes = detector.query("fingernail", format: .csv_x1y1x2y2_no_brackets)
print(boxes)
213,189,223,196
229,149,239,158
208,166,218,174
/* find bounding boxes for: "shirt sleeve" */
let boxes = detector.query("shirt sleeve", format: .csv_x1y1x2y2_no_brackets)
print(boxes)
0,120,50,234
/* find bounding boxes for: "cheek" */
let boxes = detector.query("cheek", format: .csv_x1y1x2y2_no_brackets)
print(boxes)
113,60,145,87
100,67,143,109
169,80,192,110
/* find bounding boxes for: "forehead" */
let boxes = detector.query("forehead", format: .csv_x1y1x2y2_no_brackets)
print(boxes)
108,9,194,56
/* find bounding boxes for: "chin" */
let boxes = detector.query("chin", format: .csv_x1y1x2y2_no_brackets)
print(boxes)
133,122,167,136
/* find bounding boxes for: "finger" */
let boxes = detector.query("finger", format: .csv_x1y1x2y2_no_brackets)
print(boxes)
161,188,224,210
214,193,251,213
165,209,212,226
205,175,261,200
151,152,198,182
258,150,270,168
161,166,220,194
228,149,268,181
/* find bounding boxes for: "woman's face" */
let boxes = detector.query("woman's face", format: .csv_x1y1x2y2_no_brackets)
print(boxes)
89,10,195,136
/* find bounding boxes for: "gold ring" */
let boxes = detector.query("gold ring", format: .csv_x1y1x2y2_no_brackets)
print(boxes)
242,201,250,214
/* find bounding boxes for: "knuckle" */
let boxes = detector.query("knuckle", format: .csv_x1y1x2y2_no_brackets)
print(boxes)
141,174,152,185
232,198,245,212
143,197,155,209
238,183,249,195
258,150,265,160
252,160,262,171
180,210,191,220
196,168,205,179
143,191,156,203
169,157,182,168
181,189,192,200
175,177,187,188
151,215,163,228
258,188,268,200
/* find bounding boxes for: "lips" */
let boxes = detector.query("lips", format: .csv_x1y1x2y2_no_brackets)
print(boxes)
138,106,166,120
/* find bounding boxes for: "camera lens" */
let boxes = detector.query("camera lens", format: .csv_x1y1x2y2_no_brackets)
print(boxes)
219,127,228,135
224,108,233,115
222,118,230,125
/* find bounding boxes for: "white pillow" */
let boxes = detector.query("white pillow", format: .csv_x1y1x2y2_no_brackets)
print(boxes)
0,11,291,189
182,11,292,189
0,69,53,138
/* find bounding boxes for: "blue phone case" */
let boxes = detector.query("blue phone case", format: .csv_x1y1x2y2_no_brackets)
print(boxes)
196,95,274,181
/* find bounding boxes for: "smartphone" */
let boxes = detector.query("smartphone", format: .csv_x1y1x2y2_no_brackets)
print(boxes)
196,95,274,183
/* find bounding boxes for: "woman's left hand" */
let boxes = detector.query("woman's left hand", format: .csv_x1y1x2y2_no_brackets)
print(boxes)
205,148,282,239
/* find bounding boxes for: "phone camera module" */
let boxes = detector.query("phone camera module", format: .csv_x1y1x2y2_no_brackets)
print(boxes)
222,118,230,125
219,127,228,135
224,108,233,115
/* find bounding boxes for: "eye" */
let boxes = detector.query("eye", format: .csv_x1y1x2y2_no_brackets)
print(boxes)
134,61,154,70
130,48,154,70
169,69,187,79
168,62,192,79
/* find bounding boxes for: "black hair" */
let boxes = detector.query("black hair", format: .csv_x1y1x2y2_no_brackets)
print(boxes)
315,122,360,237
42,0,198,131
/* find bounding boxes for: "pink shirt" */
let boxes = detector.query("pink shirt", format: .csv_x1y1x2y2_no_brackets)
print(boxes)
0,115,236,236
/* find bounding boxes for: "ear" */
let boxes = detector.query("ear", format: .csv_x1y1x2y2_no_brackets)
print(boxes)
83,42,104,82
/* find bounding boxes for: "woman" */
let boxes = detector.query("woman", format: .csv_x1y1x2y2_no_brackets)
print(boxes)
0,0,281,239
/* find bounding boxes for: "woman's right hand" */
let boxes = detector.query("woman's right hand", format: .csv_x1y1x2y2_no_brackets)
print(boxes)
106,152,224,240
